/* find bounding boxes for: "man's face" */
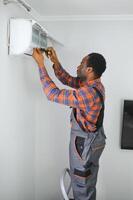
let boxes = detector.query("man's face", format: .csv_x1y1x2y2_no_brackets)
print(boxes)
77,56,89,81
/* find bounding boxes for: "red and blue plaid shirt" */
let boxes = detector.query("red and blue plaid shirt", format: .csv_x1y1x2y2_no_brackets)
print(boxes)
38,64,105,132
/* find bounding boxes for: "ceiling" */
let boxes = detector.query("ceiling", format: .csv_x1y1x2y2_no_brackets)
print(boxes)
27,0,133,16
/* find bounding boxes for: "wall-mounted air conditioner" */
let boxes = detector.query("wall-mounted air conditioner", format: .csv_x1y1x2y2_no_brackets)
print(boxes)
8,18,61,56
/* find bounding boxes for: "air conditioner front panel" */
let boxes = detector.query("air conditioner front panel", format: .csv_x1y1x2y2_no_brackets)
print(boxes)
9,19,32,55
9,18,48,56
31,23,48,49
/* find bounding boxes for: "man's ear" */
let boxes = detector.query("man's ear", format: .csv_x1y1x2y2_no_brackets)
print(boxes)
86,67,93,73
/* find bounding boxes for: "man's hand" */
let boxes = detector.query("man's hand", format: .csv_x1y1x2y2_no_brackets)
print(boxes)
32,48,44,67
46,47,60,65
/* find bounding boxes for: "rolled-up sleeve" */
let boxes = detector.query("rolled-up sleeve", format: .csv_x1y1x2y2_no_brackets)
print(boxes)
38,67,93,110
52,64,82,89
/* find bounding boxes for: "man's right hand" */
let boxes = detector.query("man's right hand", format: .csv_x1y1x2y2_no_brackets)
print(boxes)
46,47,60,65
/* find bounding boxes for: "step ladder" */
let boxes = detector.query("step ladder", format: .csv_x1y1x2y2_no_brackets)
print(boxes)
60,168,74,200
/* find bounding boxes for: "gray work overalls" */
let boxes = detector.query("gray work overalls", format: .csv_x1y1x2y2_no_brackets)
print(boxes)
69,87,107,200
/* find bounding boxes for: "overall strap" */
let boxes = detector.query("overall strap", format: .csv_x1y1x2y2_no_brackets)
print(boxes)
93,87,105,130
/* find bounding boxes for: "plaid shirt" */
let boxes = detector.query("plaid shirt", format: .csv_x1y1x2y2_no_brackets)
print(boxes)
38,64,105,132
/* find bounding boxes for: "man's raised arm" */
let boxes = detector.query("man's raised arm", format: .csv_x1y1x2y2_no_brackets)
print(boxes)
46,47,83,89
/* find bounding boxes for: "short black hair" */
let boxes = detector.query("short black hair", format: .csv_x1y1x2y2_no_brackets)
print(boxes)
87,53,106,77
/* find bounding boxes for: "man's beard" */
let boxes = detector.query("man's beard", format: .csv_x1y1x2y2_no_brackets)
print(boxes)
77,74,87,82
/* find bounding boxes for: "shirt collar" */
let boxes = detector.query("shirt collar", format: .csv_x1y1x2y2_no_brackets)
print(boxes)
80,77,101,87
87,77,101,86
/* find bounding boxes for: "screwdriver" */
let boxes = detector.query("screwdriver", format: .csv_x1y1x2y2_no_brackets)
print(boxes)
24,48,50,57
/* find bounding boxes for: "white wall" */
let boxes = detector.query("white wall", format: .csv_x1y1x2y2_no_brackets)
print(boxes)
0,2,39,200
34,20,133,200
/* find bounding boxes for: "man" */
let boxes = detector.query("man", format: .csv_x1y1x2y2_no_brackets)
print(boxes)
32,47,107,200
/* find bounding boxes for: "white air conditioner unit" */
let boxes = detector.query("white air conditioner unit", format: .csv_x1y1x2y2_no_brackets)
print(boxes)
8,18,61,56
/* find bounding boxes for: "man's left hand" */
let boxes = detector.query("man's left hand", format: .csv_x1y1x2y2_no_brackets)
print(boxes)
32,48,45,67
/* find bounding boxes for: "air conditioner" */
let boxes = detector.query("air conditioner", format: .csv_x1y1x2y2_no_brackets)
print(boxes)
8,18,59,56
